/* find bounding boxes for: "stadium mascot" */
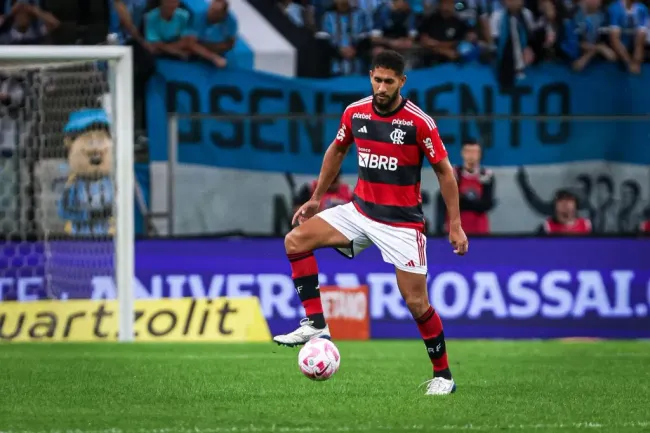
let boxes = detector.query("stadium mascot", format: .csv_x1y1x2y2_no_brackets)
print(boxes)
57,108,115,237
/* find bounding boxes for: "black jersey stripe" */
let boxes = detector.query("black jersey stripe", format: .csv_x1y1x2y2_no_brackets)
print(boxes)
351,117,418,146
353,195,423,224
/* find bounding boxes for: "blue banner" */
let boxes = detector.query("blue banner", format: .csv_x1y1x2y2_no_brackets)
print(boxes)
147,61,650,172
2,238,649,339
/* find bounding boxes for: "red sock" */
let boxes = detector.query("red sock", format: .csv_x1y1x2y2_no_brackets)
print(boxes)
287,252,325,328
416,306,450,376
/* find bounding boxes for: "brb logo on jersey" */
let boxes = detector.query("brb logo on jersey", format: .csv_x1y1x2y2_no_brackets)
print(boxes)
358,151,398,171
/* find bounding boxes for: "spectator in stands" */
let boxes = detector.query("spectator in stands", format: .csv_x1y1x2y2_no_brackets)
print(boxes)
418,0,469,65
452,0,494,44
538,189,592,235
113,0,151,48
607,0,648,74
144,0,195,58
0,1,58,45
370,0,417,57
112,0,156,133
529,0,579,63
569,0,616,71
145,0,226,67
437,140,495,234
490,0,536,89
318,0,371,75
194,0,237,66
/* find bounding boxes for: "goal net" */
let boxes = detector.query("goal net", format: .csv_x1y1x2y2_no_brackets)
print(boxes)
0,46,134,341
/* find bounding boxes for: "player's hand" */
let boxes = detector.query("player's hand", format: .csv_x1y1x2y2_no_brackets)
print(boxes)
292,199,320,226
449,223,468,256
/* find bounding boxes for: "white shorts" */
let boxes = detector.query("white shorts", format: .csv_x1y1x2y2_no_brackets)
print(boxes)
317,202,428,275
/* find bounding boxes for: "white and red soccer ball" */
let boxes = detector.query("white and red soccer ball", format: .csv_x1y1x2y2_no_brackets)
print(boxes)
298,338,341,381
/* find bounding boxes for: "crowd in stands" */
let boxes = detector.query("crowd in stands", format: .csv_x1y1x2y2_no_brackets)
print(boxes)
0,0,240,132
279,0,649,80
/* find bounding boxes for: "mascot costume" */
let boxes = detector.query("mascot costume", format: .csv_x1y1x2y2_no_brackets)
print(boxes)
57,108,115,236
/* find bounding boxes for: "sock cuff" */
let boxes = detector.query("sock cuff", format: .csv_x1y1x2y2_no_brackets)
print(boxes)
415,306,435,324
288,251,314,262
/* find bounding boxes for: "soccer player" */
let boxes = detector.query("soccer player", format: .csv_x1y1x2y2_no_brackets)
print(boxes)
273,50,468,396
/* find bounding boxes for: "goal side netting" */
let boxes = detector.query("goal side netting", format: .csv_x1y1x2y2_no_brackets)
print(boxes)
0,46,134,341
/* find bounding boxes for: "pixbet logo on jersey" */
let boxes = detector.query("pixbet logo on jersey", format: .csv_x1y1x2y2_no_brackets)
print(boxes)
392,119,413,127
358,151,398,171
353,113,372,120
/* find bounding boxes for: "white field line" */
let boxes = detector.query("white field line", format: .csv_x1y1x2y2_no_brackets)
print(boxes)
1,352,649,361
2,422,650,433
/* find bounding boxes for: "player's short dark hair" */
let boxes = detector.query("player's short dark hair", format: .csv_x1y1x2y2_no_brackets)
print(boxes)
371,50,405,76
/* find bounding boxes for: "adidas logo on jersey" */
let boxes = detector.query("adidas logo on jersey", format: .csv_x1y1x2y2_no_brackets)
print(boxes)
352,112,372,120
392,119,414,127
358,152,398,171
358,126,367,133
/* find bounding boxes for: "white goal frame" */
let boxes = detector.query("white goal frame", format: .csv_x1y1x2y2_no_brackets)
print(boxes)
0,45,135,342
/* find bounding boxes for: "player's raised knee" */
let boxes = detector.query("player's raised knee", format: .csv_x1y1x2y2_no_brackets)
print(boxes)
284,228,308,255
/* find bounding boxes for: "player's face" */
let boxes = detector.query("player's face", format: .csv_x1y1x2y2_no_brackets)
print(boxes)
370,67,405,111
461,144,481,169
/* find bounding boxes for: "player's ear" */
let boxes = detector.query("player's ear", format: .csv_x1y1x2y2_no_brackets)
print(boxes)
400,74,407,88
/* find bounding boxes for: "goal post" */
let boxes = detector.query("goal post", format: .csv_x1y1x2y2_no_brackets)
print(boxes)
0,45,135,342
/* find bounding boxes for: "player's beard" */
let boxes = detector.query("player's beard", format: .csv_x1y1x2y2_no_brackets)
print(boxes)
373,91,399,112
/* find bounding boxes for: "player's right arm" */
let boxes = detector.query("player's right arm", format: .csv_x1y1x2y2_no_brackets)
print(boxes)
292,110,353,225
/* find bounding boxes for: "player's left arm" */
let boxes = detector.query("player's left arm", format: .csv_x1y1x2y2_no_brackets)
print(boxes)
417,124,460,227
418,122,468,254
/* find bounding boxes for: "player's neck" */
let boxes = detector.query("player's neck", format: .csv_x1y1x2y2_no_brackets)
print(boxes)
374,95,403,116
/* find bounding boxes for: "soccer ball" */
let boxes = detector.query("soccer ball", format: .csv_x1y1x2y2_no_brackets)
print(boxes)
298,338,341,381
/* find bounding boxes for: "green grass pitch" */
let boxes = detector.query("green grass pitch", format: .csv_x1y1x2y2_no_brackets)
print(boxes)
0,340,649,433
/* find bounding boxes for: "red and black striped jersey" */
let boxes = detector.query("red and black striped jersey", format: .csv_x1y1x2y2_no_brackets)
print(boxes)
335,96,448,231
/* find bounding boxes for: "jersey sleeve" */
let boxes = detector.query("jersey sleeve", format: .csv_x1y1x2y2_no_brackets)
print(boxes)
417,119,448,165
334,108,354,148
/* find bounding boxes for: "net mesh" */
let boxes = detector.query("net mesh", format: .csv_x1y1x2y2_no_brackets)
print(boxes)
0,61,115,301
